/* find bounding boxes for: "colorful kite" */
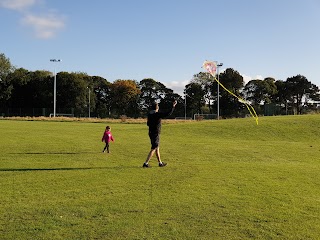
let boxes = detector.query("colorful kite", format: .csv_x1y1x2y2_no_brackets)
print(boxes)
202,60,259,125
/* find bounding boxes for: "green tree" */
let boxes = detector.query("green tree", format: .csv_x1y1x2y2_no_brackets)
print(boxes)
56,72,88,113
272,80,290,114
244,78,277,104
286,75,313,114
2,68,52,116
139,78,183,117
244,78,278,115
5,68,31,108
192,72,215,113
185,82,205,115
28,70,52,108
218,68,244,117
139,78,162,111
0,54,15,107
305,83,320,112
91,76,111,118
158,86,182,117
110,79,141,116
0,53,15,82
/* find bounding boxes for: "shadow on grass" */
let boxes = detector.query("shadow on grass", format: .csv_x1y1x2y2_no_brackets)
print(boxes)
9,152,98,155
0,166,140,172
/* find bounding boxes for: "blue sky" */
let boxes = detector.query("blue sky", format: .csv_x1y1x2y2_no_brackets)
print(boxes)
1,0,320,95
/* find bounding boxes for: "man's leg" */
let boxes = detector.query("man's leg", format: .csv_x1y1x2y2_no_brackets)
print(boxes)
153,135,165,166
143,148,155,167
156,147,167,167
143,134,160,167
155,147,161,163
146,134,158,163
145,148,156,163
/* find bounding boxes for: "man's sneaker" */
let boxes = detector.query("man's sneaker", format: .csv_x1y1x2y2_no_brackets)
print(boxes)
159,162,167,167
143,163,149,168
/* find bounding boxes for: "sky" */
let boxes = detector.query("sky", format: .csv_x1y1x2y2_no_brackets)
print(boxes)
1,0,320,95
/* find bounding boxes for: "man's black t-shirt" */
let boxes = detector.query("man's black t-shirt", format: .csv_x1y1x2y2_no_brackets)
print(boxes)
147,108,175,135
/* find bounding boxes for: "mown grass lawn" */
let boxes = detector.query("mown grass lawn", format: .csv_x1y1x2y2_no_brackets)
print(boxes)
0,115,320,239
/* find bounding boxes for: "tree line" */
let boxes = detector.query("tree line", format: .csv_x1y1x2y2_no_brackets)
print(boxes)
1,53,319,118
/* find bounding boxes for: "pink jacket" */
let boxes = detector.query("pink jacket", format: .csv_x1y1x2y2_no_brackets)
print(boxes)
102,130,114,143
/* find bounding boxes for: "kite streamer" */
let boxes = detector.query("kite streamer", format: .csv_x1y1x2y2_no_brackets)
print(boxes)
202,60,259,125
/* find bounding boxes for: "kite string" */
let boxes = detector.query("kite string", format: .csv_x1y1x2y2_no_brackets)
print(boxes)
211,74,259,125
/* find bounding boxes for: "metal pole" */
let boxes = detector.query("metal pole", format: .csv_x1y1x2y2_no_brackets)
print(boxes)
217,63,223,120
54,69,56,117
50,59,61,117
217,68,219,120
88,87,91,118
184,92,186,120
184,86,191,120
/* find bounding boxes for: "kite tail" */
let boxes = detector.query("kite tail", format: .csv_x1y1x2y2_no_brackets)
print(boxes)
243,102,259,125
213,76,259,125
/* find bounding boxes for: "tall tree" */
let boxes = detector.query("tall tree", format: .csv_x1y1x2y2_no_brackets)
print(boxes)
139,78,162,111
218,68,244,117
305,83,320,112
185,82,205,115
0,53,15,82
273,80,290,113
286,75,313,114
28,70,52,108
110,79,141,116
56,72,88,113
0,54,15,107
5,68,31,108
0,53,15,107
158,86,179,110
192,72,215,113
244,78,277,105
91,76,111,118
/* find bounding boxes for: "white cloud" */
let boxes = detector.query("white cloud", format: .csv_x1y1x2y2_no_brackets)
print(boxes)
165,80,190,96
241,73,263,84
22,13,65,39
255,75,263,80
242,74,252,83
0,0,65,39
0,0,37,11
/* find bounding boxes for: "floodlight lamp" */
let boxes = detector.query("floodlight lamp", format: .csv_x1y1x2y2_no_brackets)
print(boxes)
50,59,62,62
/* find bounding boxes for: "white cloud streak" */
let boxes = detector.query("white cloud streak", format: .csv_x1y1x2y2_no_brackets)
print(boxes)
0,0,65,39
0,0,37,11
22,13,65,39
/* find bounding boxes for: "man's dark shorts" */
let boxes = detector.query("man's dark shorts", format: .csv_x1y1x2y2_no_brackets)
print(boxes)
149,132,160,149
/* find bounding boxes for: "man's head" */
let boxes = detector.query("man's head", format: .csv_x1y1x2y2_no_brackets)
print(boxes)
151,102,159,111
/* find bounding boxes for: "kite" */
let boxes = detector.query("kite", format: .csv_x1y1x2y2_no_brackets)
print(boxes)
202,60,259,125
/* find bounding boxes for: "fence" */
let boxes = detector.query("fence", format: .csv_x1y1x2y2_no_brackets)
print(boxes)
0,108,91,118
193,114,217,120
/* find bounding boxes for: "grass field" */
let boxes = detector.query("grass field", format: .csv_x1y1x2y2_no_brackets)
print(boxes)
0,115,320,239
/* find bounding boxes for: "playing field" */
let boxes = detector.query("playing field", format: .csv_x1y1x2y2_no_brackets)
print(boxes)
1,115,320,239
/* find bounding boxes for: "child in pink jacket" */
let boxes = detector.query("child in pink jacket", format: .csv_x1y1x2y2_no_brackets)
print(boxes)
102,126,114,153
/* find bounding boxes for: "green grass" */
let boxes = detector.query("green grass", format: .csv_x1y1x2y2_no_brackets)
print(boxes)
0,115,320,239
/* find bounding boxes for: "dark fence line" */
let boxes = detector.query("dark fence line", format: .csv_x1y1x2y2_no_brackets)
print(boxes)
0,108,94,118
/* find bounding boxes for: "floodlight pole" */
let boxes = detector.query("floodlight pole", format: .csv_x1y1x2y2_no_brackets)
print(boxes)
184,85,191,120
87,87,91,118
184,91,187,120
217,63,223,120
50,59,61,117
